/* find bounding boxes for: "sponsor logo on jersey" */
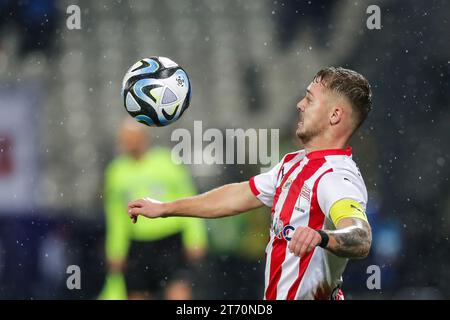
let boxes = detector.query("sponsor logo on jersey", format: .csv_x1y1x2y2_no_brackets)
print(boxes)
271,216,295,241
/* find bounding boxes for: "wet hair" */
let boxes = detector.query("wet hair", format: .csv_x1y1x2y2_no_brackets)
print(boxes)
314,67,372,130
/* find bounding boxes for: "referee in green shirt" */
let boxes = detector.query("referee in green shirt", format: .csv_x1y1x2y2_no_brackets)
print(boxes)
100,119,207,300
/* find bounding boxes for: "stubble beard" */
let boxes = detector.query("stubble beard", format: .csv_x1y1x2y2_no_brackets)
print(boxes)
296,125,322,145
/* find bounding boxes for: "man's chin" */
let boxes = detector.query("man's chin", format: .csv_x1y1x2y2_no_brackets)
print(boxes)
296,130,312,145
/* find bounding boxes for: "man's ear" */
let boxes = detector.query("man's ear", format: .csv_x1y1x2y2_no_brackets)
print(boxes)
330,106,344,125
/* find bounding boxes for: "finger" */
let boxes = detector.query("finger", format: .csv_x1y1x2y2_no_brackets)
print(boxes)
306,231,321,251
289,230,304,255
128,207,143,216
288,231,301,253
292,233,305,256
299,231,315,257
288,237,297,253
127,209,136,218
128,199,144,209
128,208,139,224
293,241,303,257
306,243,316,254
303,230,321,256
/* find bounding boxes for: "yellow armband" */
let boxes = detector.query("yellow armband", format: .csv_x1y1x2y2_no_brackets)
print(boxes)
329,198,368,226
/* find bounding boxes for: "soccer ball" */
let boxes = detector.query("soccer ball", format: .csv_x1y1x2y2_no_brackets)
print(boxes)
121,56,191,126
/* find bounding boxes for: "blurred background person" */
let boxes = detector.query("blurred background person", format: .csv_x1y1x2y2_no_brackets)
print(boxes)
99,118,207,300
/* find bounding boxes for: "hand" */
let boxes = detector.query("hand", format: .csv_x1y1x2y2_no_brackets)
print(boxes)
127,197,166,223
287,226,322,257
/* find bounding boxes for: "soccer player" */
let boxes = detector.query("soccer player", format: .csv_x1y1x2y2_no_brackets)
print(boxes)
128,67,373,300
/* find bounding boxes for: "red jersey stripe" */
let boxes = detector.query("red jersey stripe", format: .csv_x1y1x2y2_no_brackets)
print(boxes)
248,177,260,196
286,168,333,300
276,151,301,181
265,158,326,300
271,158,302,215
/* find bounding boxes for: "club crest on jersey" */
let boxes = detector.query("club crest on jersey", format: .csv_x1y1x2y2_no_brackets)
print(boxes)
283,177,293,190
272,216,295,241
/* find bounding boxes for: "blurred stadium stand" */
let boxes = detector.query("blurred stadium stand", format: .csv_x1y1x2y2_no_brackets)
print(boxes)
0,0,449,299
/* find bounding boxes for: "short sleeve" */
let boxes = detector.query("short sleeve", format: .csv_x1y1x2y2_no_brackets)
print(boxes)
249,161,282,207
317,171,367,218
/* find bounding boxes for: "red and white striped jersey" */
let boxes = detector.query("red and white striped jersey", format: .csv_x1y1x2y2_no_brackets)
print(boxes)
249,147,368,300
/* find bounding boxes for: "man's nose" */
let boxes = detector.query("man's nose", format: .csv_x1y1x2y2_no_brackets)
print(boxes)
297,100,305,112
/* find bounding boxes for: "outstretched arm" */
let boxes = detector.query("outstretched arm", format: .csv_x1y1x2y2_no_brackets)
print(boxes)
127,181,264,223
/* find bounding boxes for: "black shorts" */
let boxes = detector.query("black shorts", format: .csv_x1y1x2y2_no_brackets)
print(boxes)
125,233,190,295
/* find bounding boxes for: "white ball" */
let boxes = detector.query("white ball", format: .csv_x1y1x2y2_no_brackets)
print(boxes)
121,56,191,126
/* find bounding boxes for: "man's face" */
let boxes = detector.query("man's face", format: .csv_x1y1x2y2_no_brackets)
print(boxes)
296,80,333,144
118,121,149,157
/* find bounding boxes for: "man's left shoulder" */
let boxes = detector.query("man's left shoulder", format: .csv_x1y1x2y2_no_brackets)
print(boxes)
321,157,366,190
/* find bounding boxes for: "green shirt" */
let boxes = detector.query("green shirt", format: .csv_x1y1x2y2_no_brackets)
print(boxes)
104,147,207,261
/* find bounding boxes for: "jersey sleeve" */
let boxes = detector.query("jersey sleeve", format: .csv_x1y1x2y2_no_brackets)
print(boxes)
249,160,283,207
317,171,368,225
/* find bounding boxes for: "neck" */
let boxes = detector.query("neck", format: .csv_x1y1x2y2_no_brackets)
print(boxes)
130,150,146,160
303,135,348,154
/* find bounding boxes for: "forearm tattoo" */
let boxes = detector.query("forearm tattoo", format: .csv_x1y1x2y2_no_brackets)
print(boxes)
326,220,372,259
